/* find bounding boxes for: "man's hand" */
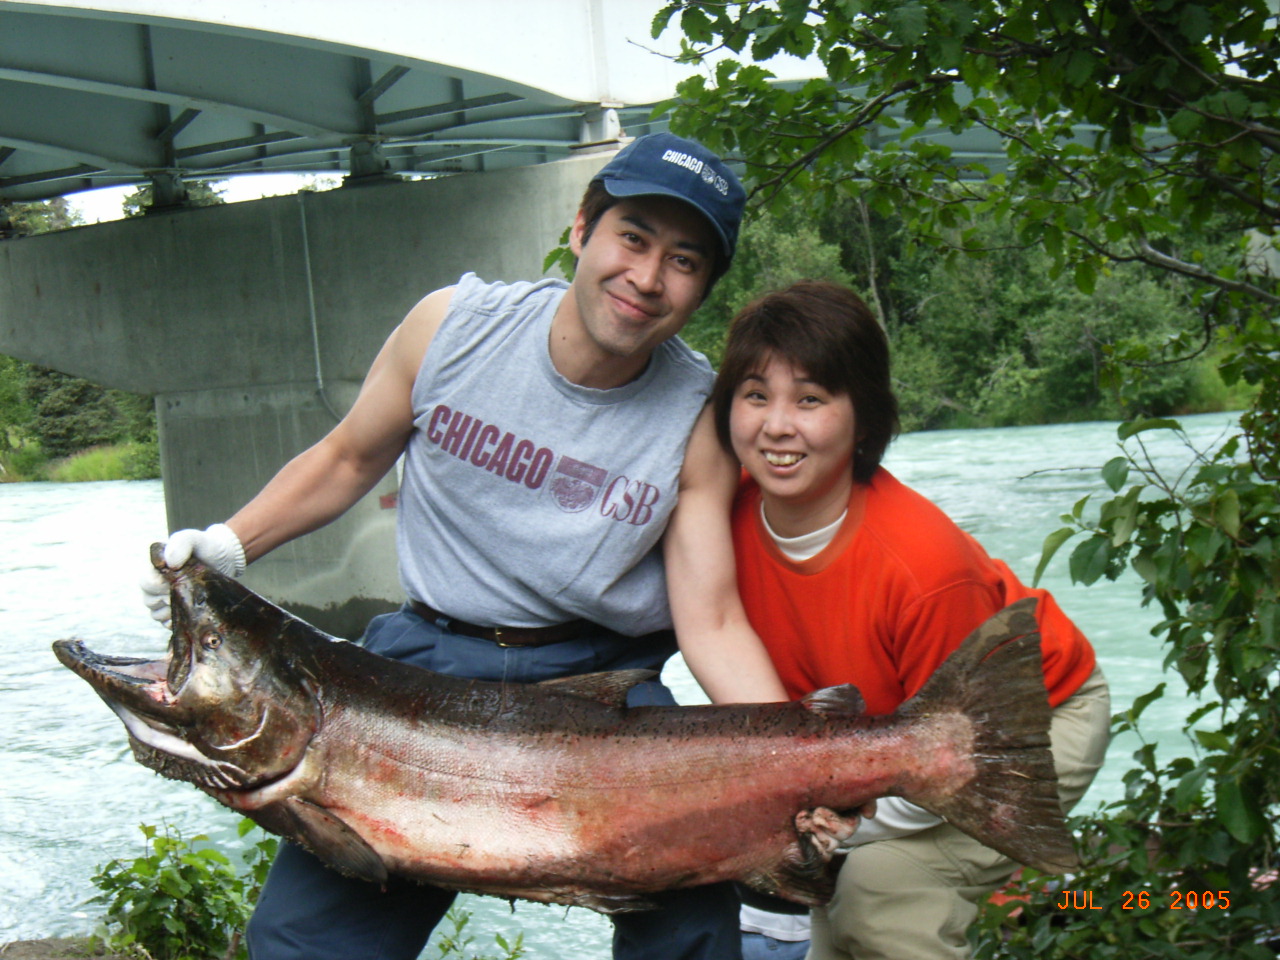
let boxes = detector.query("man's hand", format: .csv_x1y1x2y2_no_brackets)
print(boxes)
140,523,245,625
795,803,877,860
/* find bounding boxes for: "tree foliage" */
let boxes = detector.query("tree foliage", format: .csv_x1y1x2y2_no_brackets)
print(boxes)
0,195,79,237
656,1,1279,954
23,366,123,459
683,200,1234,430
122,179,226,218
681,205,856,366
0,353,31,454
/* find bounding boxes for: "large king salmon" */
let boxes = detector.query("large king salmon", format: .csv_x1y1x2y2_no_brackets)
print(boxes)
53,546,1077,912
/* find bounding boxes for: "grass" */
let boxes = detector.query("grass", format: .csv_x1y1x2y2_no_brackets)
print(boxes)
0,440,159,482
46,445,129,482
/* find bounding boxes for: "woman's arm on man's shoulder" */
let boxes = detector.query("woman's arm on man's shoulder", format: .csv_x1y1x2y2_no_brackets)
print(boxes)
664,405,789,704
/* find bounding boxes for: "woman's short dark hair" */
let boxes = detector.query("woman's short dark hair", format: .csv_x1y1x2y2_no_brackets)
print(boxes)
711,280,900,483
575,180,731,296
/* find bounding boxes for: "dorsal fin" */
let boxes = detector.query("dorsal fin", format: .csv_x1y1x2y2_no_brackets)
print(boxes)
538,669,657,707
800,683,867,718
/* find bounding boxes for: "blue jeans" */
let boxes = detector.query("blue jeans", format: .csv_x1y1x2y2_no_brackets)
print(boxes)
247,606,742,960
741,932,809,960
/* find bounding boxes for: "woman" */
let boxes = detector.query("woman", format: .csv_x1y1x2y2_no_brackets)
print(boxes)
711,280,1111,960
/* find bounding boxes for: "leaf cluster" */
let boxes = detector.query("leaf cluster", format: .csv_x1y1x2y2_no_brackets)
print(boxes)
655,0,1278,300
89,819,277,960
427,906,527,960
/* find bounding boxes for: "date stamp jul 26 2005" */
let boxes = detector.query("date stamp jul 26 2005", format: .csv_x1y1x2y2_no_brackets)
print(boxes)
1054,889,1232,912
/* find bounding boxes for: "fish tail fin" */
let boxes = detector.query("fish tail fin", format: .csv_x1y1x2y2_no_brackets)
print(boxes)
903,598,1079,874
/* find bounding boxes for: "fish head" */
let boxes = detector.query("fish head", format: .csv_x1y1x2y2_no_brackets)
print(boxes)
53,543,322,793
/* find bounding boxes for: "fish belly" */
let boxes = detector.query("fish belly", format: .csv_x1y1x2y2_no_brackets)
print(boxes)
312,715,957,898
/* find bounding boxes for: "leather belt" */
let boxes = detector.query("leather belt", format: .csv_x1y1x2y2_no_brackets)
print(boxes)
735,882,812,916
409,600,592,648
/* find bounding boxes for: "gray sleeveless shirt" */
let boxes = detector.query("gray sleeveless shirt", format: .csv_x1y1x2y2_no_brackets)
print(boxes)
396,273,714,636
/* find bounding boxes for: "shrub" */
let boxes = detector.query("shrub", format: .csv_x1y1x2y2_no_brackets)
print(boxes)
0,440,47,481
122,439,161,480
47,445,126,482
90,819,276,960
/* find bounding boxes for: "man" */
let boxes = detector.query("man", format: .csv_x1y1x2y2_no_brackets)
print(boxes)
142,132,792,960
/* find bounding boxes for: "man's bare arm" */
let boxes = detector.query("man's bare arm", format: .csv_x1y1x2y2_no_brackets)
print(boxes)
226,287,453,563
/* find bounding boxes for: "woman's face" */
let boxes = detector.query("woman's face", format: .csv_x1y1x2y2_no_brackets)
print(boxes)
729,351,857,537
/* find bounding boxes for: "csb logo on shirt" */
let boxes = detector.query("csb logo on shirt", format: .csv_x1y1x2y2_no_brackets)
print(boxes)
549,456,661,526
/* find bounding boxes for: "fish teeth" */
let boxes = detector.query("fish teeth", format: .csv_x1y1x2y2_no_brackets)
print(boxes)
764,452,803,466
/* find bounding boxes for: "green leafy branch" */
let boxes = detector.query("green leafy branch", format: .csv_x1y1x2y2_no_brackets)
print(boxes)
89,819,276,960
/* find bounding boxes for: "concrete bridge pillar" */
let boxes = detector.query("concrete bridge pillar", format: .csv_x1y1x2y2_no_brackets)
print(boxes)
0,150,611,635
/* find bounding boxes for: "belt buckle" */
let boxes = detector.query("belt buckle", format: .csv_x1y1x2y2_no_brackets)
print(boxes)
493,626,514,648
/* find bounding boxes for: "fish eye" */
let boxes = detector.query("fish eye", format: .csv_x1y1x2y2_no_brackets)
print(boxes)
202,632,223,650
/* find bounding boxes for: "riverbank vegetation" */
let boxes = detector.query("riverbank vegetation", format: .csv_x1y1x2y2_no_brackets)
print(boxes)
0,356,159,482
79,818,522,960
656,0,1279,955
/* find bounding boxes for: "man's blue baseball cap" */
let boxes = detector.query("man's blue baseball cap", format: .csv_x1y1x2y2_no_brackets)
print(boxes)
593,132,747,262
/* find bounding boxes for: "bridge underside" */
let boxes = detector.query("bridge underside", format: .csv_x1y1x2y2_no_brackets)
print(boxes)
1,1,1042,209
0,1,669,205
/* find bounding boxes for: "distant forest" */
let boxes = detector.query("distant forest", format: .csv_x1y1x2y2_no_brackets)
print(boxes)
680,194,1254,431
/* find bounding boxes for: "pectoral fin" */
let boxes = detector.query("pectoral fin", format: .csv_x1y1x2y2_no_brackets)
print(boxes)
569,892,659,914
247,798,388,885
800,683,867,718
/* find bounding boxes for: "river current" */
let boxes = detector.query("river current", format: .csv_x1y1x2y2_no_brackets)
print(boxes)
0,413,1240,955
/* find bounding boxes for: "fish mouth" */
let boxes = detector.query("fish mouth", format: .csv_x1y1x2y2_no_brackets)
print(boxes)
56,544,318,795
52,638,254,791
52,639,176,710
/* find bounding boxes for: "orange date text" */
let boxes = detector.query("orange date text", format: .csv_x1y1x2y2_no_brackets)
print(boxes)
1054,889,1231,911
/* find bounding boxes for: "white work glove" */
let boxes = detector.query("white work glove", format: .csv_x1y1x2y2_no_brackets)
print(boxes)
140,523,247,625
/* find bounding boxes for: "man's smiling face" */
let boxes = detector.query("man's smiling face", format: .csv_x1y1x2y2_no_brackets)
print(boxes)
558,195,715,388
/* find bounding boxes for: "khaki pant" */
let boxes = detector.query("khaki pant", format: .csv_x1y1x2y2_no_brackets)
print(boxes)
807,667,1111,960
